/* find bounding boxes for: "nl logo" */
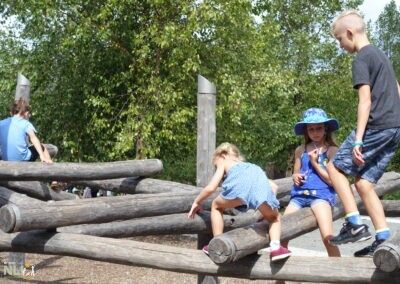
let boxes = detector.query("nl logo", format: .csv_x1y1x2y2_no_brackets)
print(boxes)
2,261,35,278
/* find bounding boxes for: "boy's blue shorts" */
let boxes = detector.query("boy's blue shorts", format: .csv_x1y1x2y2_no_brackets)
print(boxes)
332,127,400,183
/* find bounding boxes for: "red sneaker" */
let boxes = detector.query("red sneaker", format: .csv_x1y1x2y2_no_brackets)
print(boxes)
270,246,291,262
202,245,209,255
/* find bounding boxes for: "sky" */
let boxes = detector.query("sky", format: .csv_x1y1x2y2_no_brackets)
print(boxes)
359,0,400,23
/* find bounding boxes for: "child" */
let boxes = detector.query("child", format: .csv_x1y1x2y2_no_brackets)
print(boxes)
328,10,400,257
0,98,53,163
283,108,340,257
187,142,291,262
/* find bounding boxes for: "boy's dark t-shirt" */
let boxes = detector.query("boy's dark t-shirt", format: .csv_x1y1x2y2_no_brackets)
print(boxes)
352,44,400,129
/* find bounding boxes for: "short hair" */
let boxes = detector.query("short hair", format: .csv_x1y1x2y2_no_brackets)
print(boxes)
11,98,31,115
331,10,366,35
213,142,245,162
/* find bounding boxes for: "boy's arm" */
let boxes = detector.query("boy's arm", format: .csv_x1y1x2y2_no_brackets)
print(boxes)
353,84,372,166
27,130,53,163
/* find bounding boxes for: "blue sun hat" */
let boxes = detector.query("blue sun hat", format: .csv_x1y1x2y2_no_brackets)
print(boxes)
294,108,339,135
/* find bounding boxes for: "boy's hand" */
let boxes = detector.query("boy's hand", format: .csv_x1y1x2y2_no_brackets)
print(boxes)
187,202,202,219
352,146,365,166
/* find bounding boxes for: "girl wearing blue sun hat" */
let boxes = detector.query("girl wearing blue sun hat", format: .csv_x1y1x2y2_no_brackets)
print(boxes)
282,107,341,257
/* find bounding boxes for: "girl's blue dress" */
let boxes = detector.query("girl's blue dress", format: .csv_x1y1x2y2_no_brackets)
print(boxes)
221,162,279,210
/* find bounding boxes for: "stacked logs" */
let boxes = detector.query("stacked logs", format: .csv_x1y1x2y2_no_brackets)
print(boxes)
0,160,399,282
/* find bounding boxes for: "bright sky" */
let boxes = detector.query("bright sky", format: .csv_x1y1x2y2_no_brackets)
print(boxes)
359,0,400,23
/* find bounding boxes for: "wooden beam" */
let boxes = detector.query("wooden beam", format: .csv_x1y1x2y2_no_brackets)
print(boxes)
0,186,43,207
0,230,398,283
0,191,217,233
208,172,400,264
360,200,400,217
70,177,199,194
0,181,76,201
58,211,262,237
374,232,400,272
0,159,163,181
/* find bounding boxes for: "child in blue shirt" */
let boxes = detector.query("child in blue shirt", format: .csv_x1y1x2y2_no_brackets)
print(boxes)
283,108,340,257
188,142,291,262
0,98,52,163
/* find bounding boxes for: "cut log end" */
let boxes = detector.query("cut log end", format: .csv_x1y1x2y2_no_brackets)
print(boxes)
373,243,400,272
209,236,237,264
0,205,17,233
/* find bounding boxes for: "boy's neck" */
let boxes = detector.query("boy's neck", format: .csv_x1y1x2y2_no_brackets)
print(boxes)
354,33,370,52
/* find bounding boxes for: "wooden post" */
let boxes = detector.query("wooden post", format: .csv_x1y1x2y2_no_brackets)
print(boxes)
9,72,31,269
374,232,400,272
196,74,217,284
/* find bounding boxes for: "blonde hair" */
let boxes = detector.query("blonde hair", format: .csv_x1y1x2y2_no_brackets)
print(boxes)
331,10,366,35
213,142,245,162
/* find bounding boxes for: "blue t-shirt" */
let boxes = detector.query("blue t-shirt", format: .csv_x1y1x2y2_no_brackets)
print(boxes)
0,116,36,161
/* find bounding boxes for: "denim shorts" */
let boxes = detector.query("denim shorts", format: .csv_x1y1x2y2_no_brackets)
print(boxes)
333,127,400,183
289,195,334,208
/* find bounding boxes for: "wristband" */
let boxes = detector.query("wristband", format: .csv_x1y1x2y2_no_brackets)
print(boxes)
352,140,364,147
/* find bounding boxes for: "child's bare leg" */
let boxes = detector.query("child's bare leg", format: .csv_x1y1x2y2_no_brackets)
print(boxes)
327,162,358,213
311,201,340,257
258,203,280,241
281,203,301,247
355,177,387,230
210,196,243,236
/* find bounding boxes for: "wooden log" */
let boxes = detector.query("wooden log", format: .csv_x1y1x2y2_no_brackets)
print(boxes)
70,177,199,194
374,232,400,272
0,191,217,233
208,171,400,264
0,181,77,201
69,175,292,197
58,211,262,237
0,230,399,283
0,186,43,207
360,200,400,217
0,159,163,181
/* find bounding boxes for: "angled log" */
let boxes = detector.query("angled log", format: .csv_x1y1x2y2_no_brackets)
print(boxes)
374,232,400,272
360,200,400,217
0,231,399,283
69,175,293,196
0,181,77,201
70,177,199,194
208,172,400,264
58,211,262,237
0,159,163,181
0,186,43,207
0,191,217,233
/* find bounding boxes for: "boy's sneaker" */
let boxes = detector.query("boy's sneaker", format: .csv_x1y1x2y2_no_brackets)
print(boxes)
270,246,292,262
354,239,385,257
329,222,372,245
202,245,209,255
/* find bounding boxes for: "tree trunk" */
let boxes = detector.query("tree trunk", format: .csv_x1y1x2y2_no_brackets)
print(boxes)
0,159,163,181
0,230,398,283
374,232,400,272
